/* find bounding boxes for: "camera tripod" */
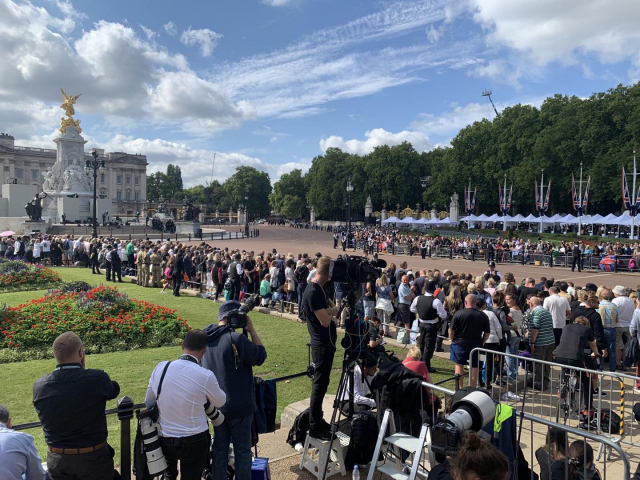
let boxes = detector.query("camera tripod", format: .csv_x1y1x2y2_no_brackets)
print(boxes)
318,289,374,480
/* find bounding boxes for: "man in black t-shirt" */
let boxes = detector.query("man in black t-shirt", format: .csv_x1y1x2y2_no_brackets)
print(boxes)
449,294,490,388
302,256,338,441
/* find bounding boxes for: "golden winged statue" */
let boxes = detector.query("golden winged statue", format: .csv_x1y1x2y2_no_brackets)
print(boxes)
59,88,82,134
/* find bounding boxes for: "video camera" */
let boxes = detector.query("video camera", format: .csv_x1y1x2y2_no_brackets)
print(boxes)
431,390,495,457
227,293,259,330
329,254,386,295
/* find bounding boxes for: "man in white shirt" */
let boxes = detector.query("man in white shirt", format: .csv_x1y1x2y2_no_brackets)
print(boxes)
543,286,571,346
340,354,377,414
41,236,51,265
145,330,226,480
612,285,634,368
0,405,46,480
410,280,448,373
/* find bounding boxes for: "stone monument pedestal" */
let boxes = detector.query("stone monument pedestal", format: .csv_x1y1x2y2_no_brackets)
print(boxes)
175,221,201,236
22,220,47,235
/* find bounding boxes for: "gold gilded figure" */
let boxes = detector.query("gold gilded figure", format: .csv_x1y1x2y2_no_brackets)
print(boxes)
59,88,83,134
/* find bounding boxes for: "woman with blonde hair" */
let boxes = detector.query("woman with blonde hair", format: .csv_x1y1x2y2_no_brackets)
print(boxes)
375,273,395,336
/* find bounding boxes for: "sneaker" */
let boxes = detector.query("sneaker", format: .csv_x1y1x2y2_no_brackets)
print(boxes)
309,429,332,441
428,367,437,373
435,347,445,353
593,388,607,397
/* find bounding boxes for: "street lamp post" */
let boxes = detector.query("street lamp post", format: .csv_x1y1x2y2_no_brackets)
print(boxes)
346,178,353,238
244,195,249,237
85,150,106,239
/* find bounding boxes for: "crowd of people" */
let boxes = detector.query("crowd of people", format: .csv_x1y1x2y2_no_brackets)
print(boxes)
0,298,266,480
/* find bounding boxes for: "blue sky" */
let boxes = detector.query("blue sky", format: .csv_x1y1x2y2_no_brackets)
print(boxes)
1,0,639,186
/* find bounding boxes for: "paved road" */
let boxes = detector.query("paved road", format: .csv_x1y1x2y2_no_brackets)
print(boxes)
198,225,640,288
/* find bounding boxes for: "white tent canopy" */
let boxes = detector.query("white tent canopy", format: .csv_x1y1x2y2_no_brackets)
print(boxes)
381,216,400,224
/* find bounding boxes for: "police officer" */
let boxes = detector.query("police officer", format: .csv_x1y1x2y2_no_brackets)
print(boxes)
420,239,428,259
333,233,338,249
150,249,162,287
571,241,582,272
341,232,347,252
367,236,375,254
104,245,113,281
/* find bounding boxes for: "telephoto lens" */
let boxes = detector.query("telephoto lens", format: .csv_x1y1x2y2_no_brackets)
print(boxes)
205,400,225,426
138,409,168,475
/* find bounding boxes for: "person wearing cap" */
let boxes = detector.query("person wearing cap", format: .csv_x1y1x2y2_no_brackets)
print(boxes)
227,254,243,301
571,241,582,272
202,301,266,480
613,285,634,370
410,280,448,373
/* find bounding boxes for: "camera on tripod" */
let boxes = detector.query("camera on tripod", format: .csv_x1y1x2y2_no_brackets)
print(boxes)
329,254,385,292
227,294,259,330
431,390,495,457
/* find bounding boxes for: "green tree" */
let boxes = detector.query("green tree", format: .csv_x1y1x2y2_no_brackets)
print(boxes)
280,194,305,219
269,169,306,213
146,172,171,201
166,164,184,200
223,166,272,218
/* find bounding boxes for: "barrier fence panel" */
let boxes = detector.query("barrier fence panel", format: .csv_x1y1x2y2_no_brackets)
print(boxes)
468,348,640,456
419,380,631,479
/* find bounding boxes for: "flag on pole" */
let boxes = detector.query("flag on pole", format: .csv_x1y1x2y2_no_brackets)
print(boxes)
571,174,579,211
581,176,591,212
507,184,513,210
471,188,477,211
498,184,502,210
535,180,540,210
622,167,632,211
543,180,551,212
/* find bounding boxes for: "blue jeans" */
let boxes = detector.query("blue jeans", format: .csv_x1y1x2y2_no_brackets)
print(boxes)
506,335,520,378
212,413,254,480
603,328,617,372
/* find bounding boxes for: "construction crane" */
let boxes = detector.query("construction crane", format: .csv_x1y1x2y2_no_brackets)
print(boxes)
482,89,499,116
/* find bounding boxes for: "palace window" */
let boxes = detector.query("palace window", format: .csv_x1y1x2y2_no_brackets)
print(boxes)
100,174,105,183
117,191,122,200
134,176,139,185
117,175,122,184
135,192,139,201
32,169,38,180
126,176,130,185
16,169,22,178
126,190,131,200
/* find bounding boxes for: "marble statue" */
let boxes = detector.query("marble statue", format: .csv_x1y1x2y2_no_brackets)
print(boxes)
42,168,56,191
25,193,44,221
63,160,88,191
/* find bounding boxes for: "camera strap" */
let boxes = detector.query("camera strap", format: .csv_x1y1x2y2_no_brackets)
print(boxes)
156,361,172,402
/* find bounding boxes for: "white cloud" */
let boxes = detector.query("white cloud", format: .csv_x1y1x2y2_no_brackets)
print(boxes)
262,0,295,6
426,24,443,43
470,59,522,89
98,134,303,186
140,24,156,40
163,21,177,36
54,0,85,20
180,27,222,57
319,128,432,155
469,0,640,74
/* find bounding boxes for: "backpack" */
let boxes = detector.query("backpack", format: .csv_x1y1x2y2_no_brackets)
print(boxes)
345,412,379,469
286,408,311,447
62,240,70,250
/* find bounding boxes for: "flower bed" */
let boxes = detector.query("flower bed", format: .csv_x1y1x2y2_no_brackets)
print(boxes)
0,286,189,363
0,259,63,292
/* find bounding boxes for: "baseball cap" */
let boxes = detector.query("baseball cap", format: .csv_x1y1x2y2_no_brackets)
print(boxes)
584,283,597,293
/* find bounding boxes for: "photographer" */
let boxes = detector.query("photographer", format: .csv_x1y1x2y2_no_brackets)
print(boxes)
203,301,267,480
302,256,339,441
144,330,226,480
33,332,120,480
339,354,378,415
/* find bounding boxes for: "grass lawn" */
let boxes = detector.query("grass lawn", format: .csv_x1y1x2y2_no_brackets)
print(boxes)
0,266,455,462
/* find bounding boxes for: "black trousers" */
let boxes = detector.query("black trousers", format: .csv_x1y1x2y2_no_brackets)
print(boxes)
420,248,427,259
571,255,582,272
92,258,101,274
310,344,336,431
47,445,114,480
105,261,112,280
418,322,439,368
173,273,182,295
111,264,122,282
160,430,210,480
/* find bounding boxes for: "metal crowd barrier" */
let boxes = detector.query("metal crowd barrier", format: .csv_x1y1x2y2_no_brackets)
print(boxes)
468,347,640,457
418,379,631,479
12,370,310,479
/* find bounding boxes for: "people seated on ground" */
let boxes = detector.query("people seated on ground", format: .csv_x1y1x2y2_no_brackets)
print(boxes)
536,427,568,480
0,404,47,480
551,440,600,480
339,354,377,415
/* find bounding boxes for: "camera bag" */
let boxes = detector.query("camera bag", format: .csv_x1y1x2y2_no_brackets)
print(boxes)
148,361,171,422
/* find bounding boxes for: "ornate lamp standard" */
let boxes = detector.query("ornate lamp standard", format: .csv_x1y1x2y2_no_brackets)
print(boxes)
244,194,249,237
85,150,106,239
346,177,353,239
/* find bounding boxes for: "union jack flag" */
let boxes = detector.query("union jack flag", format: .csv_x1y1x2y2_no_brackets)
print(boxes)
535,180,551,213
464,188,476,214
499,184,512,213
622,166,633,212
582,176,591,213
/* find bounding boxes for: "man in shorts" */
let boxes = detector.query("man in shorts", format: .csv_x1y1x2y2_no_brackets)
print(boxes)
449,294,490,389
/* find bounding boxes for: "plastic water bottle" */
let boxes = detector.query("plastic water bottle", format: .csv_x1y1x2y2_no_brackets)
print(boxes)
352,465,360,480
